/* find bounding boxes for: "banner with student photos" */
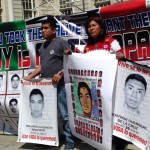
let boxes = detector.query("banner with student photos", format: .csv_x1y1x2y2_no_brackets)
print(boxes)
0,70,22,135
113,60,150,150
0,20,28,135
64,51,118,150
0,69,40,134
18,79,59,146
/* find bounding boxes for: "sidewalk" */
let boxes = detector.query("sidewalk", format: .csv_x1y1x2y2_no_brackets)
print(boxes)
0,134,141,150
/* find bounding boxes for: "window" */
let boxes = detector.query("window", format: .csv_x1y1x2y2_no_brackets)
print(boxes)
22,0,35,19
59,0,72,15
94,0,110,8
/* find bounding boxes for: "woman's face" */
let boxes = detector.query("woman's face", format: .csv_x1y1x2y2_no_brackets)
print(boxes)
87,20,101,40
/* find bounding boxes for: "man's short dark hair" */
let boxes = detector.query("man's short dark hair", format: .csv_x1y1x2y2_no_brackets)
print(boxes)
9,99,18,106
0,75,3,78
41,15,57,29
78,82,92,100
29,89,44,101
125,74,147,91
11,74,20,81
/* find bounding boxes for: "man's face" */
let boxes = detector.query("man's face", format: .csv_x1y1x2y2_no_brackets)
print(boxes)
10,101,17,113
41,23,56,40
125,79,146,109
79,87,92,115
11,77,19,89
30,94,44,118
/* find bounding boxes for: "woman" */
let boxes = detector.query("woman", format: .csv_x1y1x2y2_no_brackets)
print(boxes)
84,16,127,150
84,16,124,59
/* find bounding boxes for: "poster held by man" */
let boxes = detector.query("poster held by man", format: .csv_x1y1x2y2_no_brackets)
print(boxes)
18,79,59,146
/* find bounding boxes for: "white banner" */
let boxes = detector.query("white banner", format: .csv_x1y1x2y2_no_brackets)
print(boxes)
18,79,59,146
113,60,150,150
64,51,118,150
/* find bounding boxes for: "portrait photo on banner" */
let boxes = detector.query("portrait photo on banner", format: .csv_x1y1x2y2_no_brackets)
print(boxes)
7,70,23,94
67,68,104,145
0,71,6,94
115,64,150,118
6,95,20,117
71,76,100,121
20,80,56,126
22,87,52,123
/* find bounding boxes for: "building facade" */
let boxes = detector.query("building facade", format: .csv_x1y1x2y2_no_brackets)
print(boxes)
0,0,126,22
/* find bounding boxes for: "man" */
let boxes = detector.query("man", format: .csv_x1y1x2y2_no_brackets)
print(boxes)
78,82,92,118
9,98,18,114
24,15,74,150
124,73,147,115
11,74,20,89
29,89,44,119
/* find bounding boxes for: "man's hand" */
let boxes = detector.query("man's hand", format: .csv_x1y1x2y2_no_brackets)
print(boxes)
52,73,62,84
23,76,32,80
64,49,72,55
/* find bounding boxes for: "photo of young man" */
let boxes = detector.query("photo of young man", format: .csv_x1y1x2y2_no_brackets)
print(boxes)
124,74,147,115
29,89,44,119
7,71,22,94
78,82,92,118
11,74,20,89
9,99,18,114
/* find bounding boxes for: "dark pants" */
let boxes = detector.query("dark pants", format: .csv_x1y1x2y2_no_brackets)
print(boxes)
113,136,128,150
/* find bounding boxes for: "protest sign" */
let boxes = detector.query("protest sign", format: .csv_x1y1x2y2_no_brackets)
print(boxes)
18,79,59,146
64,51,118,150
100,0,150,65
113,60,150,150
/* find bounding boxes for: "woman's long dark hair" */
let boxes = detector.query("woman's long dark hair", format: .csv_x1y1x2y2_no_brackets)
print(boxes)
85,16,107,45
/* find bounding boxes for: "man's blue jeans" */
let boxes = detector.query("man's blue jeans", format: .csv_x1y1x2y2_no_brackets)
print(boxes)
57,80,74,145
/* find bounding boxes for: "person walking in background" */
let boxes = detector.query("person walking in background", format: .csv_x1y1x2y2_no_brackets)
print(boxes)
24,15,74,150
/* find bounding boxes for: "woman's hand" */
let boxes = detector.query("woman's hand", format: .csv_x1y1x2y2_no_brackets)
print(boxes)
116,52,125,60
